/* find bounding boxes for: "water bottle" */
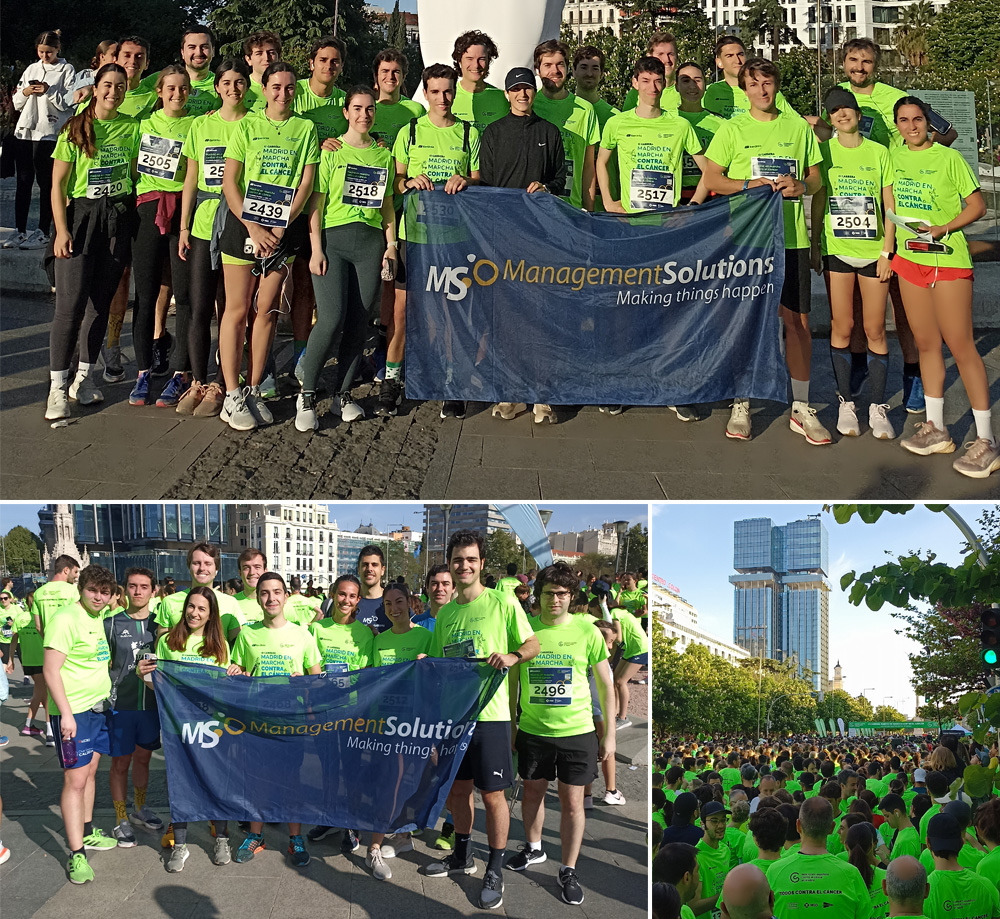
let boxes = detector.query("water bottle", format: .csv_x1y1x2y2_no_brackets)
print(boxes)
61,737,78,768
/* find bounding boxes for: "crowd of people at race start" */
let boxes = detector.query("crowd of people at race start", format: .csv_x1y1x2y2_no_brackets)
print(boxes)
5,22,995,478
0,540,648,909
650,732,1000,918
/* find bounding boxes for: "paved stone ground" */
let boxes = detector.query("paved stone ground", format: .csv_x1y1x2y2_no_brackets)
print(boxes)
0,657,649,919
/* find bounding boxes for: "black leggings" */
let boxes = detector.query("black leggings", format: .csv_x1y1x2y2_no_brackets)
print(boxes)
301,222,384,395
131,199,192,372
13,138,55,234
50,204,132,372
187,235,223,383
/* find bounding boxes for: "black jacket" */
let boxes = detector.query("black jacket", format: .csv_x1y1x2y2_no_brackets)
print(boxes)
480,112,566,196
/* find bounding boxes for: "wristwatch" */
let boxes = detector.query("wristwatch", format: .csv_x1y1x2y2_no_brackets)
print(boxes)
511,650,523,661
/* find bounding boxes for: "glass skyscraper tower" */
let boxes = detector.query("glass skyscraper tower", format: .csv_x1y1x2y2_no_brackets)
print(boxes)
730,515,830,693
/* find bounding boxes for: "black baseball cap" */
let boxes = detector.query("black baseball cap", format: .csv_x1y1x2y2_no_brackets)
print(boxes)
505,67,535,91
825,88,861,114
927,813,962,853
701,801,729,819
673,792,699,821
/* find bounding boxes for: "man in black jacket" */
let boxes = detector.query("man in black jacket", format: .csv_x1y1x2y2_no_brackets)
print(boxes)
480,67,567,424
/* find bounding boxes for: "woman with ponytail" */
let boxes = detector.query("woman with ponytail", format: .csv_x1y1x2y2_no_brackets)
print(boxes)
846,821,889,918
72,40,119,106
46,63,139,421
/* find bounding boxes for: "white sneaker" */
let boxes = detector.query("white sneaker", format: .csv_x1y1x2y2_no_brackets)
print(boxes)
333,394,365,422
20,229,49,250
45,387,70,420
790,401,832,445
726,399,751,440
836,397,860,436
366,847,392,880
381,833,412,858
247,386,273,425
69,373,104,405
3,232,28,249
603,790,626,806
869,403,896,440
221,388,257,431
295,392,318,432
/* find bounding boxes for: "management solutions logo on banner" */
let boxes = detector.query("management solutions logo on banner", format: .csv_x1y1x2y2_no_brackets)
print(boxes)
153,658,505,830
404,186,789,407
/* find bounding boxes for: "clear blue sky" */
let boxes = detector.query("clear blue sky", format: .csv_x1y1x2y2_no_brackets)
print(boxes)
369,0,418,10
0,503,646,540
652,502,995,718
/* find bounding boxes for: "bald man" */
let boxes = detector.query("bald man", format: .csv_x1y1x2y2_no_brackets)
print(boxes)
720,865,775,919
883,856,928,918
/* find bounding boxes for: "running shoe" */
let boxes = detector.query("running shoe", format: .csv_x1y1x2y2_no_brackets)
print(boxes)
669,405,701,422
82,828,117,850
836,397,860,437
213,836,232,866
505,844,546,871
247,386,273,425
150,332,172,376
726,399,751,440
599,405,624,416
130,807,165,831
193,382,225,417
0,845,9,865
341,828,360,854
45,387,70,420
953,438,1000,479
129,371,151,406
375,379,402,417
258,373,278,399
439,401,466,419
165,843,189,872
559,866,585,905
113,820,137,848
67,852,94,884
3,232,29,249
45,733,55,747
334,394,365,423
900,421,954,456
69,373,103,405
583,795,594,811
869,403,896,441
434,823,456,850
382,833,412,857
20,229,49,250
234,833,265,862
221,388,257,431
295,392,319,432
904,374,925,414
288,835,310,867
478,868,504,909
533,403,556,424
491,402,527,420
366,846,391,880
0,736,7,747
421,850,477,877
615,717,632,729
176,381,205,415
101,344,126,383
20,725,43,737
156,373,190,407
790,402,832,445
307,825,336,842
603,789,626,806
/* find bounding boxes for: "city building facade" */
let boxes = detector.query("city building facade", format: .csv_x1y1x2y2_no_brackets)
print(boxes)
652,575,750,665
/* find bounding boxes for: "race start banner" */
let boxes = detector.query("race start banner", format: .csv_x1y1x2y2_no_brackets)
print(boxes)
403,186,788,406
152,658,505,830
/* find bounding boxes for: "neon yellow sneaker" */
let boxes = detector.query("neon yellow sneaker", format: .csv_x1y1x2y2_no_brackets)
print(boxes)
82,828,116,851
68,852,94,884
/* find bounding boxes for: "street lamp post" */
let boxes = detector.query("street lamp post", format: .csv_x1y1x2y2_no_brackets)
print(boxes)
440,505,452,567
766,692,789,736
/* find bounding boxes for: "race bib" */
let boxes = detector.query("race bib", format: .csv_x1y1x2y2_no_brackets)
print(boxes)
828,195,878,239
138,133,183,181
86,164,128,199
527,666,572,705
751,157,798,179
324,661,349,674
1,626,12,640
342,163,388,208
565,158,575,182
682,152,702,178
859,114,875,138
443,638,476,658
203,146,226,187
241,180,293,228
416,195,461,227
629,169,673,210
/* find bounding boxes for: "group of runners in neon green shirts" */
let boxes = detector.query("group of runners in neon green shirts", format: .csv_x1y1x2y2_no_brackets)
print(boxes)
650,737,1000,918
12,534,642,909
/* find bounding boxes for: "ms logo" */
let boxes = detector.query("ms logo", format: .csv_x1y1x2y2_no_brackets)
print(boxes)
181,720,224,749
425,254,499,301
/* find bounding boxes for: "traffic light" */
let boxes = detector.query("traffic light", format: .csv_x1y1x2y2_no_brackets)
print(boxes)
981,608,1000,669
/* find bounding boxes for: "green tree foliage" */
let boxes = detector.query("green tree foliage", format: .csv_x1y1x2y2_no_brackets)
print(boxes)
577,552,618,578
895,0,935,69
620,523,648,573
210,0,384,88
561,22,653,109
775,46,823,116
925,0,1000,74
483,530,536,578
739,0,801,62
873,704,908,723
387,1,405,51
1,527,43,576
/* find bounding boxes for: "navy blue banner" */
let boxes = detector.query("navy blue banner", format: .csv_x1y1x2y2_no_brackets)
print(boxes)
403,186,788,405
152,658,504,830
